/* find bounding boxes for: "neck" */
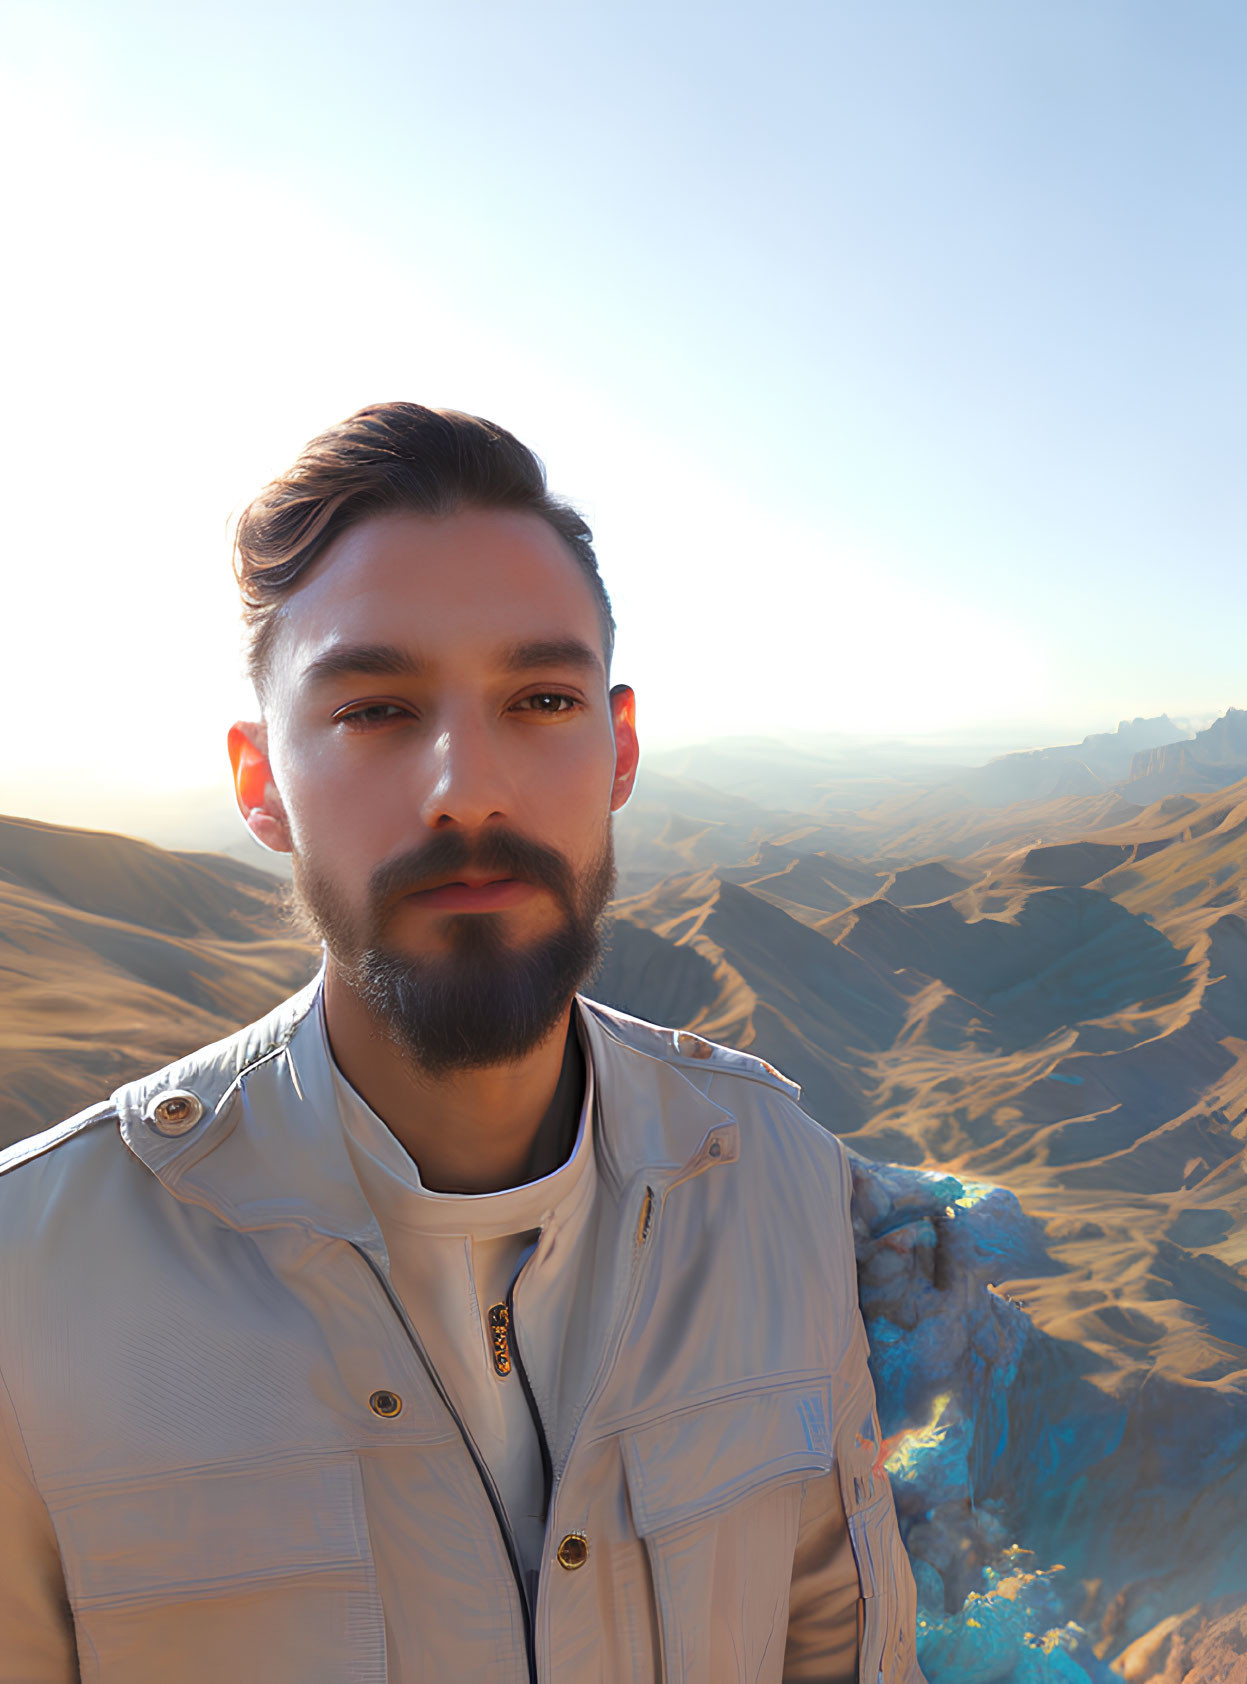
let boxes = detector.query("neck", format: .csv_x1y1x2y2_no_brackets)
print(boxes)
321,965,584,1193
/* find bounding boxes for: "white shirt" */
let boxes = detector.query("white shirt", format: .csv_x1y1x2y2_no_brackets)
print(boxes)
311,995,598,1599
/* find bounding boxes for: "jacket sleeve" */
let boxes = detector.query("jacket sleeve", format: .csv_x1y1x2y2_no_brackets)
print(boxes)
0,1364,79,1682
782,1135,925,1684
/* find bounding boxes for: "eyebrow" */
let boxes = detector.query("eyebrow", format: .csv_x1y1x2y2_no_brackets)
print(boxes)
300,636,604,688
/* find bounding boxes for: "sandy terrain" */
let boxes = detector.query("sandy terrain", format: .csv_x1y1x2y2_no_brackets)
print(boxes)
0,814,317,1141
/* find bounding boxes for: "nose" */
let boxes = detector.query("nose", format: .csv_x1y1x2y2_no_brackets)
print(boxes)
418,707,515,831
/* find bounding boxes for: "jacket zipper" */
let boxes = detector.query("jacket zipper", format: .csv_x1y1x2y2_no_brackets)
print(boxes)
351,1243,539,1684
353,1176,662,1680
501,1185,658,1681
505,1278,554,1524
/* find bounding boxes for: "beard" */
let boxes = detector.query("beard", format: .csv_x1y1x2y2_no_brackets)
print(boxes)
288,822,616,1076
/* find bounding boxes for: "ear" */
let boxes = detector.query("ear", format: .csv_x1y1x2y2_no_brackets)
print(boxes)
608,685,640,813
227,720,293,854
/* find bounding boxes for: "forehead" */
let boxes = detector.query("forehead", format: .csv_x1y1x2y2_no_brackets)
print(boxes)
270,508,606,690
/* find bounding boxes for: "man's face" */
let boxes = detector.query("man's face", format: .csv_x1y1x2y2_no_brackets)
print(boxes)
228,508,639,1074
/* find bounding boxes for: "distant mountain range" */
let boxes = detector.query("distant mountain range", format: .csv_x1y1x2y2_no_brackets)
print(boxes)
954,712,1190,804
1128,706,1247,800
961,706,1247,807
615,707,1247,891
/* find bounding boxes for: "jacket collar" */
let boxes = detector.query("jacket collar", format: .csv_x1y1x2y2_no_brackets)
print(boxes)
574,1000,738,1197
113,970,737,1241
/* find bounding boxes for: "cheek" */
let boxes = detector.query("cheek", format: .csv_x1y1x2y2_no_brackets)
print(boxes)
275,735,394,840
533,726,619,807
526,766,615,856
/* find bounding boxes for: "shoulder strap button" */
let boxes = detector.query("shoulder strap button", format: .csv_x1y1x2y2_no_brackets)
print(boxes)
144,1089,205,1136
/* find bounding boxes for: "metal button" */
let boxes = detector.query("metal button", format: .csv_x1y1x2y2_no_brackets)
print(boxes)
144,1089,205,1136
708,1138,722,1158
556,1532,589,1570
369,1390,403,1418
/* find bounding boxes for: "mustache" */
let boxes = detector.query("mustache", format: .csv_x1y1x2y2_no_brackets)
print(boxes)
368,828,576,916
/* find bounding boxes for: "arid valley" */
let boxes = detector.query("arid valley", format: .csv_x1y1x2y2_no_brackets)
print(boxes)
5,708,1247,1683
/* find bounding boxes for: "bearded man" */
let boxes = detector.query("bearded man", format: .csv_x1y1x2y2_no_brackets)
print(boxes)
0,404,923,1683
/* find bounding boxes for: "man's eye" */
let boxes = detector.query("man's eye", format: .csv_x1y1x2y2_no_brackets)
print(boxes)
517,693,577,715
335,703,410,728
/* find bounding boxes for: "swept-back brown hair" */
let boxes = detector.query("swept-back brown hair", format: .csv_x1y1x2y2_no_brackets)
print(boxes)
233,402,615,703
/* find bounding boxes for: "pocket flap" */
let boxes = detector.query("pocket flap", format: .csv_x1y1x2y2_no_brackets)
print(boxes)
622,1381,833,1537
51,1453,369,1606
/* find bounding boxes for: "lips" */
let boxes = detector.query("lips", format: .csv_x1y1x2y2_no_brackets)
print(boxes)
425,876,510,891
404,878,537,912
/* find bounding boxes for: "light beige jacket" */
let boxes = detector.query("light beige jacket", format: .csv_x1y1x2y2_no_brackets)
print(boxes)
0,976,922,1683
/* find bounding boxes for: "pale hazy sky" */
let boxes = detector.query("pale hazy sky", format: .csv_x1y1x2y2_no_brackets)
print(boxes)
2,1,1244,830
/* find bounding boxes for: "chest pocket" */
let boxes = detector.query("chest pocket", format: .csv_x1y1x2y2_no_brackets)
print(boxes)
47,1453,386,1684
621,1381,834,1684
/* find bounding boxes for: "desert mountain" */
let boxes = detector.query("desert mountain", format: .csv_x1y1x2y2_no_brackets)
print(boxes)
617,767,1141,892
0,814,316,1140
951,713,1188,806
612,769,1247,1151
1126,705,1247,802
601,777,1247,1661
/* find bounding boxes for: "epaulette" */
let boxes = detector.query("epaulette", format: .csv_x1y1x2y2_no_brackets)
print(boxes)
578,996,802,1101
0,1101,118,1179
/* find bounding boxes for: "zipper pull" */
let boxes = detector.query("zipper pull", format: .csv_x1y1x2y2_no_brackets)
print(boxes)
487,1303,512,1377
636,1185,655,1248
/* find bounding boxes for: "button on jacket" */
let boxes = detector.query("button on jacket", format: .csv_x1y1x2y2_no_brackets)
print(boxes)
0,974,924,1683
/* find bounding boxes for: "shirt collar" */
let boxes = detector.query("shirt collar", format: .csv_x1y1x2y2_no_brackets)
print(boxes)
322,987,598,1236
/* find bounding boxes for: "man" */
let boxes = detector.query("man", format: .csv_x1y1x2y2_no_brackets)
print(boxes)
0,404,923,1682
